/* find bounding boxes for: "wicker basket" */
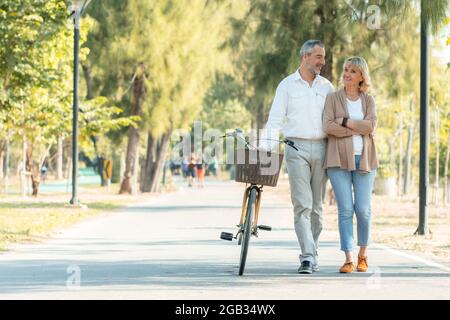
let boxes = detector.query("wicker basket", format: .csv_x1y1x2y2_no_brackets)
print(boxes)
234,148,284,187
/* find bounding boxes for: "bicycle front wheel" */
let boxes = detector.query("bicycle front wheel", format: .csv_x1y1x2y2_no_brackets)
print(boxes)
238,188,256,276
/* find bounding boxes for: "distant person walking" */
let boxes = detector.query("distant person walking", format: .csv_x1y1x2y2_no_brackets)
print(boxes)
196,159,205,188
40,162,48,184
323,56,378,273
208,155,219,178
187,153,197,187
181,157,189,179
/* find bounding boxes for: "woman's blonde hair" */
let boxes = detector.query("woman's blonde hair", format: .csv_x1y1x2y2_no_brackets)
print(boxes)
340,56,371,93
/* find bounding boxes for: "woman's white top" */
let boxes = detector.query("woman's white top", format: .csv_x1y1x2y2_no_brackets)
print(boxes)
346,98,364,155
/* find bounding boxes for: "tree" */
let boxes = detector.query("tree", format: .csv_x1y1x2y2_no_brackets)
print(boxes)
430,62,450,204
201,73,252,133
227,0,413,134
86,0,233,194
138,0,233,193
0,0,137,196
0,0,72,196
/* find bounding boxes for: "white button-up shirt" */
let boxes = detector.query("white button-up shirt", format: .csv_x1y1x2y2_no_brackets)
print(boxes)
261,70,334,149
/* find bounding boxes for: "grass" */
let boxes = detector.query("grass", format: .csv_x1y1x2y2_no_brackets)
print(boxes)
0,176,172,252
0,179,144,252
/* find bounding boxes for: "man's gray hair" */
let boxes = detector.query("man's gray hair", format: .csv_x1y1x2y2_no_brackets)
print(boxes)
299,40,325,59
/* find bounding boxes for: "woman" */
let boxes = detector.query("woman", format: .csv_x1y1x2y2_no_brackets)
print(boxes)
323,56,378,273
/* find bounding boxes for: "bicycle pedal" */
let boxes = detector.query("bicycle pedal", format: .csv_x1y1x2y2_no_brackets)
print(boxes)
257,225,272,231
220,232,234,241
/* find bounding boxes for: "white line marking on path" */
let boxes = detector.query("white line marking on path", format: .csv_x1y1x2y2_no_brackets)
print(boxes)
374,243,450,273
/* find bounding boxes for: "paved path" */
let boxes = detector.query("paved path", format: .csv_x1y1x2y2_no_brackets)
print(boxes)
0,177,449,299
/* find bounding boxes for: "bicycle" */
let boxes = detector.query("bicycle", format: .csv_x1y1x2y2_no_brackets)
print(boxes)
220,129,298,276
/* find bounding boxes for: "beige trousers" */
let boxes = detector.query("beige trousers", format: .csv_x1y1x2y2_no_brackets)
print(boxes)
285,138,327,264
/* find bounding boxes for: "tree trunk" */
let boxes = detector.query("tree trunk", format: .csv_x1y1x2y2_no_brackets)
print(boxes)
132,150,140,195
140,132,156,193
120,151,126,183
20,130,28,197
404,122,415,195
98,157,108,187
1,136,9,194
25,146,40,197
0,142,4,195
46,152,53,176
119,63,145,194
65,153,72,180
140,130,171,193
0,147,3,180
110,146,119,184
30,174,40,197
403,98,416,195
119,124,140,194
389,137,396,174
322,50,333,82
433,105,439,205
57,136,63,180
444,134,449,206
388,127,402,195
314,2,337,82
398,112,403,196
82,64,94,100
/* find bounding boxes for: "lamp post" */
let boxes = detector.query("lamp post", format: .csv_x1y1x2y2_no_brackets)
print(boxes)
69,0,91,205
417,0,430,235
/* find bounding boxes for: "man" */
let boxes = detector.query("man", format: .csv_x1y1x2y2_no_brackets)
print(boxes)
261,40,334,274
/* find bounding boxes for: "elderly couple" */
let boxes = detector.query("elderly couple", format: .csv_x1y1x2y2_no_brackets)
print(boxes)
262,39,378,274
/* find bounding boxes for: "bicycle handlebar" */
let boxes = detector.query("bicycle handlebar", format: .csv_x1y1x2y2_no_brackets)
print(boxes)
221,128,299,151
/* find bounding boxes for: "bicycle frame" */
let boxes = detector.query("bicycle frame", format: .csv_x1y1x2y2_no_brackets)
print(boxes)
238,184,263,237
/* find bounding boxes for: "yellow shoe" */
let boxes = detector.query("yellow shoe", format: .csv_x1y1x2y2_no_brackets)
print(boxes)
339,262,355,273
357,255,368,272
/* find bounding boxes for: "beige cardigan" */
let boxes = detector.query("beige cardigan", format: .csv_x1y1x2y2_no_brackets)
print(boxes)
323,89,378,172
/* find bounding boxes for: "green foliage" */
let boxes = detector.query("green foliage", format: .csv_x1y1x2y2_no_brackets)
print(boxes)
78,96,139,158
421,0,450,34
86,0,233,143
0,1,68,138
201,74,252,132
0,0,138,183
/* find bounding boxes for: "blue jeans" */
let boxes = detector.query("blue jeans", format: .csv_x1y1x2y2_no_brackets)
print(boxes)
326,155,376,252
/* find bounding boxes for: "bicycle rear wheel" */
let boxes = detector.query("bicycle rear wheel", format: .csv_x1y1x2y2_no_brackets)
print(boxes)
238,188,256,276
